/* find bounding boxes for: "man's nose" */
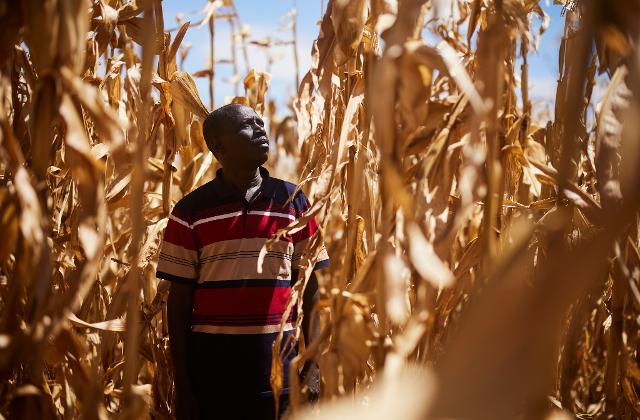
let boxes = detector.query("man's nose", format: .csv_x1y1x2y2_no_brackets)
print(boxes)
253,121,266,135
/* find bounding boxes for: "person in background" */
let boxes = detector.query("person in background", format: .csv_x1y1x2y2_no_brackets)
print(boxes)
156,103,329,419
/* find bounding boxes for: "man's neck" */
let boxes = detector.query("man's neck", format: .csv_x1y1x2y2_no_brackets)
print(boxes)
221,166,262,192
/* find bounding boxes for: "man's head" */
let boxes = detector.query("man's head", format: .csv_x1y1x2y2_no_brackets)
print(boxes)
202,104,270,170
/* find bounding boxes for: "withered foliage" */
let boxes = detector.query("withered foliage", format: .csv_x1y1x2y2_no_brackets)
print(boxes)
1,0,640,419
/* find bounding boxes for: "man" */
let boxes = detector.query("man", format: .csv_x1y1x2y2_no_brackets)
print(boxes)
156,104,329,419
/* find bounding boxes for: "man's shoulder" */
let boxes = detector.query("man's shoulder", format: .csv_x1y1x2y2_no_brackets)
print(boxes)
172,179,219,216
267,176,296,196
266,176,308,207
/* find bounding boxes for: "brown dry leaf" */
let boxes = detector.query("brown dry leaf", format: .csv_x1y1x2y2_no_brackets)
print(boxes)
291,363,434,420
67,314,126,332
331,0,368,65
1,1,640,418
595,65,630,210
383,253,411,325
243,69,272,115
169,71,209,119
407,223,454,289
14,167,44,259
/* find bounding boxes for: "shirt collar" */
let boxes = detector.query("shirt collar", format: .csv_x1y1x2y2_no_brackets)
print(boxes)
213,166,276,200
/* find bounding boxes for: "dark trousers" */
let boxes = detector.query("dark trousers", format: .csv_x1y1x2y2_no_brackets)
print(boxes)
191,393,289,420
188,332,293,420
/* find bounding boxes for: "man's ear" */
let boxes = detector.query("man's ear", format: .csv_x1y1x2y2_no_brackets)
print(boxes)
209,137,224,155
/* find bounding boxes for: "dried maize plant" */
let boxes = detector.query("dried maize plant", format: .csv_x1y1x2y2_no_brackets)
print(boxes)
0,0,233,417
1,0,640,420
0,0,292,416
189,0,253,107
261,0,640,419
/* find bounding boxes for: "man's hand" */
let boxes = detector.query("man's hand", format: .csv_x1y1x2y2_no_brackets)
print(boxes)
292,270,322,403
300,360,321,402
291,270,320,350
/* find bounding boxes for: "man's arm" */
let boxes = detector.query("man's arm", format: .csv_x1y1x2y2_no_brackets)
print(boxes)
167,282,198,420
291,269,322,400
291,269,320,346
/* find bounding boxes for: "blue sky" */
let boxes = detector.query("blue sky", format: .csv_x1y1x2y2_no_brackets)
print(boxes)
162,1,566,113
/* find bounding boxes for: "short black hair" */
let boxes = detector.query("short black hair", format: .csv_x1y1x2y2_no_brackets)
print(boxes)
202,103,249,153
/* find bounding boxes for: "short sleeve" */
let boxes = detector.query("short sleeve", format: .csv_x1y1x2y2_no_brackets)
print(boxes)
291,191,330,270
156,207,199,284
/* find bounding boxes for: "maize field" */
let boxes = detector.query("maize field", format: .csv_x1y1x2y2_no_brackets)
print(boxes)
1,0,640,418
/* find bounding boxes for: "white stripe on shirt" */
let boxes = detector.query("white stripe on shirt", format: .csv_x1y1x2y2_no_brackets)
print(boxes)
248,210,295,221
191,211,244,227
169,214,191,228
192,323,294,335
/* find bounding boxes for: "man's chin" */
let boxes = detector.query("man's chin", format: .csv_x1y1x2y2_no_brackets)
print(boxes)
222,151,269,169
243,154,269,170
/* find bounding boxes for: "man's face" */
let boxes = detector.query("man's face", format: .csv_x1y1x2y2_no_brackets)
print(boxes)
217,106,269,169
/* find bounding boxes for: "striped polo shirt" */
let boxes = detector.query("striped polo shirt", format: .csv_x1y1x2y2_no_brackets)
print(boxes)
156,166,329,334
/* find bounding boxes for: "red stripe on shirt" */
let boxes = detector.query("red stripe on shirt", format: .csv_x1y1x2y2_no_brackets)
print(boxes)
163,218,198,251
192,286,292,318
192,201,296,221
194,213,294,246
